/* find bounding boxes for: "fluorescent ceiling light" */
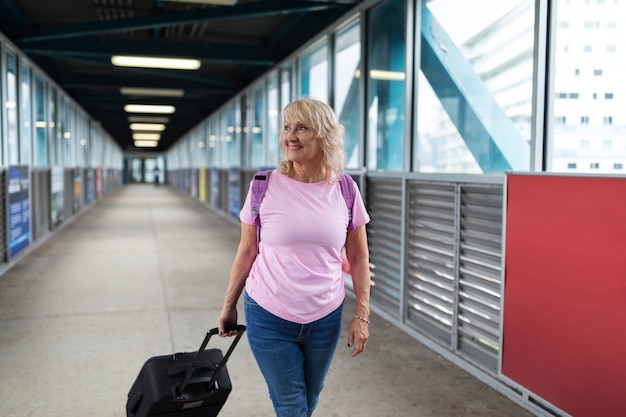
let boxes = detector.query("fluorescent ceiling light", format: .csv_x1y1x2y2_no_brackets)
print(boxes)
112,56,200,70
369,70,406,81
128,116,170,123
124,104,175,114
121,87,184,97
134,140,159,148
165,0,237,5
133,133,161,140
130,123,166,131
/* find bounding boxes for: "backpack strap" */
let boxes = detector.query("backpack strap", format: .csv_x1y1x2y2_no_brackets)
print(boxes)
251,170,271,247
339,173,357,231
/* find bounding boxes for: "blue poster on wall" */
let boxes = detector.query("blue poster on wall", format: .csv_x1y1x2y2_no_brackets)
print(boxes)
87,168,94,203
51,166,64,226
8,166,30,258
228,168,240,219
211,168,220,209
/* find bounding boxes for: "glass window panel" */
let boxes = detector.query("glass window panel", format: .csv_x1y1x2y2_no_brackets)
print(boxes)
48,87,58,164
267,71,279,166
417,0,534,173
208,117,218,167
334,20,361,169
20,63,32,165
63,98,72,165
550,0,626,173
197,122,207,168
281,65,292,109
252,84,265,167
228,98,241,167
238,95,246,167
298,41,328,103
6,51,19,164
78,112,88,167
222,106,233,168
366,0,406,171
0,49,2,163
34,76,48,166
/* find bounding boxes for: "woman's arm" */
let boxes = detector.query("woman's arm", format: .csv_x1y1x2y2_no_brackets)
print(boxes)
344,224,371,356
217,222,258,336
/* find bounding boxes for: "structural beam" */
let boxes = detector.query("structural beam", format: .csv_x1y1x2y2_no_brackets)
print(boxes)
420,7,530,172
17,0,343,42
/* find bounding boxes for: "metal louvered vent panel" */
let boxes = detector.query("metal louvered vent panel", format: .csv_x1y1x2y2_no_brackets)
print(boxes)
406,183,456,344
0,169,7,263
31,169,51,242
63,169,74,221
366,177,403,318
457,184,503,371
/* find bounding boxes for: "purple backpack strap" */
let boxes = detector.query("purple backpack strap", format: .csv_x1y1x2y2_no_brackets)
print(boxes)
251,170,272,250
251,170,271,228
339,173,357,231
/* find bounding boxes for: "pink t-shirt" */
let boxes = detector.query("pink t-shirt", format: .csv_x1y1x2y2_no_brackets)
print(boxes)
239,169,370,324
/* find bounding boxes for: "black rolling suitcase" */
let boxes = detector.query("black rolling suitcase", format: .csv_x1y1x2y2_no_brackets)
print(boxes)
126,325,246,417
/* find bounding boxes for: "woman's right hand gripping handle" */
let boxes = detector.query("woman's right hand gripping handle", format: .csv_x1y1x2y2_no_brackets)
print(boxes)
217,305,240,337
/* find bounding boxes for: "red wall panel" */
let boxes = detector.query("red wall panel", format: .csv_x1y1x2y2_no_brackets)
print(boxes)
503,174,626,417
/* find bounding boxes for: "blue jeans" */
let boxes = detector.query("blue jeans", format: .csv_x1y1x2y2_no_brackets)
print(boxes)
244,292,343,417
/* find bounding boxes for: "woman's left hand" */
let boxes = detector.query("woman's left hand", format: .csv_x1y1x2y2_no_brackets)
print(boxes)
347,316,369,357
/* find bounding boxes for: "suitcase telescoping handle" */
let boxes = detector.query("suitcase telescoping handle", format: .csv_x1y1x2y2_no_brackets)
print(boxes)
175,324,246,399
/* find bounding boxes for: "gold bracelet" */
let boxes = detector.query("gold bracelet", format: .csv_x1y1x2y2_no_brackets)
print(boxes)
354,315,371,324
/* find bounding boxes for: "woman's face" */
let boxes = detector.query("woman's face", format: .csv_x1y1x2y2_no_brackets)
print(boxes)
282,118,324,166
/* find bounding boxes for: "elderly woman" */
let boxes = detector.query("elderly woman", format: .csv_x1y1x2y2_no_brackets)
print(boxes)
217,98,371,417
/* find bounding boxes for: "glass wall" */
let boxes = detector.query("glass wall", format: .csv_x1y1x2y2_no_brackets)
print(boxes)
334,20,361,169
166,0,626,179
298,40,329,103
417,0,534,173
6,50,19,164
366,0,406,171
0,33,121,174
550,0,626,173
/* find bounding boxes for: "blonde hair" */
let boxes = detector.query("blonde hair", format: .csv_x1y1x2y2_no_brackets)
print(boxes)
278,98,345,183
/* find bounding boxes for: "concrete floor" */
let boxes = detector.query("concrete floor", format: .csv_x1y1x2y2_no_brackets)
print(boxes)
0,185,535,417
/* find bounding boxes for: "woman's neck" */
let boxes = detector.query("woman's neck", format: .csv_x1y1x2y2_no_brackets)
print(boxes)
290,164,324,183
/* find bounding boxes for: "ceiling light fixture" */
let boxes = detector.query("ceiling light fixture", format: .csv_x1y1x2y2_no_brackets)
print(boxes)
134,140,159,148
121,87,184,97
112,56,201,70
133,133,161,140
130,123,166,131
369,69,406,81
124,104,175,114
